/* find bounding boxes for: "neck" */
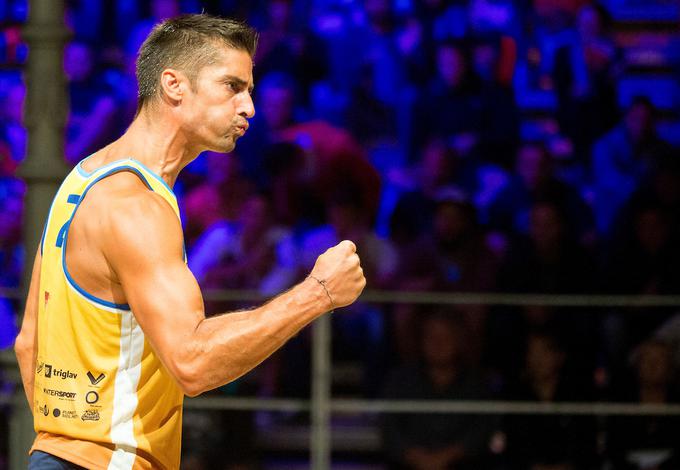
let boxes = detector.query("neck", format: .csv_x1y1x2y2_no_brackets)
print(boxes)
100,108,200,188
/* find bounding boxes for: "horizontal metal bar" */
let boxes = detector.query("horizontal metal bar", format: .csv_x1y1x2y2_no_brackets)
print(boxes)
4,288,680,307
125,395,680,416
329,399,680,416
184,396,309,412
3,391,680,416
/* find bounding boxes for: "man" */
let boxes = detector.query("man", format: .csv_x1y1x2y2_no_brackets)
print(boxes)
14,14,365,470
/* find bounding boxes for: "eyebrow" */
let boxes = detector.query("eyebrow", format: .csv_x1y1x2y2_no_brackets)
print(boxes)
221,75,254,94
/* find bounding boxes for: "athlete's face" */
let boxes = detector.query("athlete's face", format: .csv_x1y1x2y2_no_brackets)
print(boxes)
181,47,255,153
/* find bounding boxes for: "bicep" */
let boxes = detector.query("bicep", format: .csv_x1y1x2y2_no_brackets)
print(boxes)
122,256,204,365
106,196,206,381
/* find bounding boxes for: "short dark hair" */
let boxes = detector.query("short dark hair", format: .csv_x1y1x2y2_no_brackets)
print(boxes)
135,14,258,111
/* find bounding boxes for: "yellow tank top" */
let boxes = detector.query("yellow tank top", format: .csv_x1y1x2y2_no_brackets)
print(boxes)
31,158,184,470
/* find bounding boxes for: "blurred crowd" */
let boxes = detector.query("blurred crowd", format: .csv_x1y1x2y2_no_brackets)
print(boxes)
2,0,680,468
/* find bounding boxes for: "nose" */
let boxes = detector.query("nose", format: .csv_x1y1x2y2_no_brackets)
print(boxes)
238,91,255,119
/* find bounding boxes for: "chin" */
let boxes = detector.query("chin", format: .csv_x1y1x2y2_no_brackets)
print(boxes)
212,139,237,154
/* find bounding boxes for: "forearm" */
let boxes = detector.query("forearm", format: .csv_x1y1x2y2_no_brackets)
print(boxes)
178,276,330,396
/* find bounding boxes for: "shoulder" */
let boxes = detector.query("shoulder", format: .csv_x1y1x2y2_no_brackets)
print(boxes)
86,171,183,258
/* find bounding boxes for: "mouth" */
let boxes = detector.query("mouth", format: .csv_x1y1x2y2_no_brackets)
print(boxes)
235,122,249,135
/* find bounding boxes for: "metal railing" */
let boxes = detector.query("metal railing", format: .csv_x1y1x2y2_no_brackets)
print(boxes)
3,289,680,469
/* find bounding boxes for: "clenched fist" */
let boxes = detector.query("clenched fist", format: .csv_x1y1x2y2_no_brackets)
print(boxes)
309,240,366,309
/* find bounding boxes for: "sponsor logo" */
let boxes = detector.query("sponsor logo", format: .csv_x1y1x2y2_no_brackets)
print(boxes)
36,361,44,375
81,410,100,422
87,371,105,386
44,365,77,380
53,408,61,418
43,388,76,400
53,368,77,380
39,404,49,416
60,410,78,419
85,391,99,404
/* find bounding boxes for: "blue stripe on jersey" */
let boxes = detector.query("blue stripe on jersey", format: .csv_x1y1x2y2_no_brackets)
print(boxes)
61,165,156,312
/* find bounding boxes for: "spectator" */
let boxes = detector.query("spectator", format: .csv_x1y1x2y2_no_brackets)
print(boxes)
405,195,498,294
386,138,476,244
299,184,396,392
411,40,482,162
300,184,397,288
381,312,496,469
600,203,680,365
490,199,596,378
472,35,520,166
183,151,254,246
188,193,298,305
497,199,594,294
591,96,672,237
604,202,680,296
503,331,598,469
236,71,300,187
252,0,326,91
278,120,382,221
487,142,593,242
606,340,680,469
64,41,117,165
569,3,620,148
263,141,325,228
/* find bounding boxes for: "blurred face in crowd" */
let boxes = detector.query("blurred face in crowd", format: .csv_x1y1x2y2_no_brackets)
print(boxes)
241,195,271,235
6,83,25,124
472,43,498,82
421,139,452,188
437,44,466,88
526,335,565,381
259,85,294,131
516,144,551,189
637,341,672,389
64,42,95,83
434,202,471,244
178,46,255,154
577,5,602,40
422,316,463,368
625,101,654,143
529,203,564,249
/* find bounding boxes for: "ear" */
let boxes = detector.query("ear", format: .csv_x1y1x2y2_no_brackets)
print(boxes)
159,68,186,104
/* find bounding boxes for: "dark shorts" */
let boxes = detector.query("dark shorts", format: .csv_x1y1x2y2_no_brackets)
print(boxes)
28,451,86,470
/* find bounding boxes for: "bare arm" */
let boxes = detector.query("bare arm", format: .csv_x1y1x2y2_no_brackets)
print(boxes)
105,192,365,397
14,247,41,409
